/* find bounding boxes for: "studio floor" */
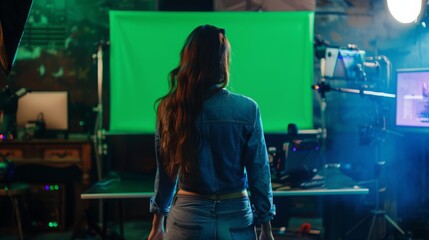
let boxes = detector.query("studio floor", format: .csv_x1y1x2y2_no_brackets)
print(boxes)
0,220,150,240
0,222,305,240
0,220,424,240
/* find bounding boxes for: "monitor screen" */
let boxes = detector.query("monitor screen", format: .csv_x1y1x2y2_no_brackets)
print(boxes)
395,68,429,131
16,91,68,131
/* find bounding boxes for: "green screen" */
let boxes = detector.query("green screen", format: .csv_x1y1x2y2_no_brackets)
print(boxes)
109,11,314,133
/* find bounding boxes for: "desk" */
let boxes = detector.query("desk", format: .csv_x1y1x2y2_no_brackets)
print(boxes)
81,176,368,240
81,179,153,199
78,175,155,239
81,177,369,199
0,139,92,185
272,186,369,239
0,139,92,229
273,187,368,196
82,185,368,199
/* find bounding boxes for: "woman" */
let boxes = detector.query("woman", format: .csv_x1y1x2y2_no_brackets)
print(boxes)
148,25,275,240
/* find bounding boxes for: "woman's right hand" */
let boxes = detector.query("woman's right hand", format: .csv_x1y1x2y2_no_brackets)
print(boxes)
148,228,164,240
148,214,165,240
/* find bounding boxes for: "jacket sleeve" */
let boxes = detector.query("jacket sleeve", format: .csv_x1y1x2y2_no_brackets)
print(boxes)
149,129,178,215
243,104,276,224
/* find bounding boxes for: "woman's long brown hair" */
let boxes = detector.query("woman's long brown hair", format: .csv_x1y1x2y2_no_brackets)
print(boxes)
155,25,230,178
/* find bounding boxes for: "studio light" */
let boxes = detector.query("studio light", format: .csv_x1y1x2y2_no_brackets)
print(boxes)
387,0,424,24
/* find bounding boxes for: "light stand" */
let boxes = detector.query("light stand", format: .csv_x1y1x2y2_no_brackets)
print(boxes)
92,40,109,233
92,40,109,182
72,40,112,240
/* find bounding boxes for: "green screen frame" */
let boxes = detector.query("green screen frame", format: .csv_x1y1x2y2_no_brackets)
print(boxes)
109,11,314,133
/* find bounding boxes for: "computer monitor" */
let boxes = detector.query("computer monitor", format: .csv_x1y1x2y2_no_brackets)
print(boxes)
395,68,429,133
16,91,68,132
284,139,321,170
274,130,322,187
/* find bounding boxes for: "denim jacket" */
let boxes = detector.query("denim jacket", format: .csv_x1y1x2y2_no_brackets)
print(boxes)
150,88,276,224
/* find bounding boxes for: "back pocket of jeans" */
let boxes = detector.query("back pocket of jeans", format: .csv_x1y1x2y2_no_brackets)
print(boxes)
230,224,256,240
168,221,202,240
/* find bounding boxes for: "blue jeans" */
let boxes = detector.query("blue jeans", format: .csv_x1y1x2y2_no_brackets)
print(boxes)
165,195,256,240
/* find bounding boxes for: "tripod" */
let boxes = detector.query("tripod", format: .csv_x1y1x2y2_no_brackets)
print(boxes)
312,52,408,239
340,95,406,240
340,162,406,240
